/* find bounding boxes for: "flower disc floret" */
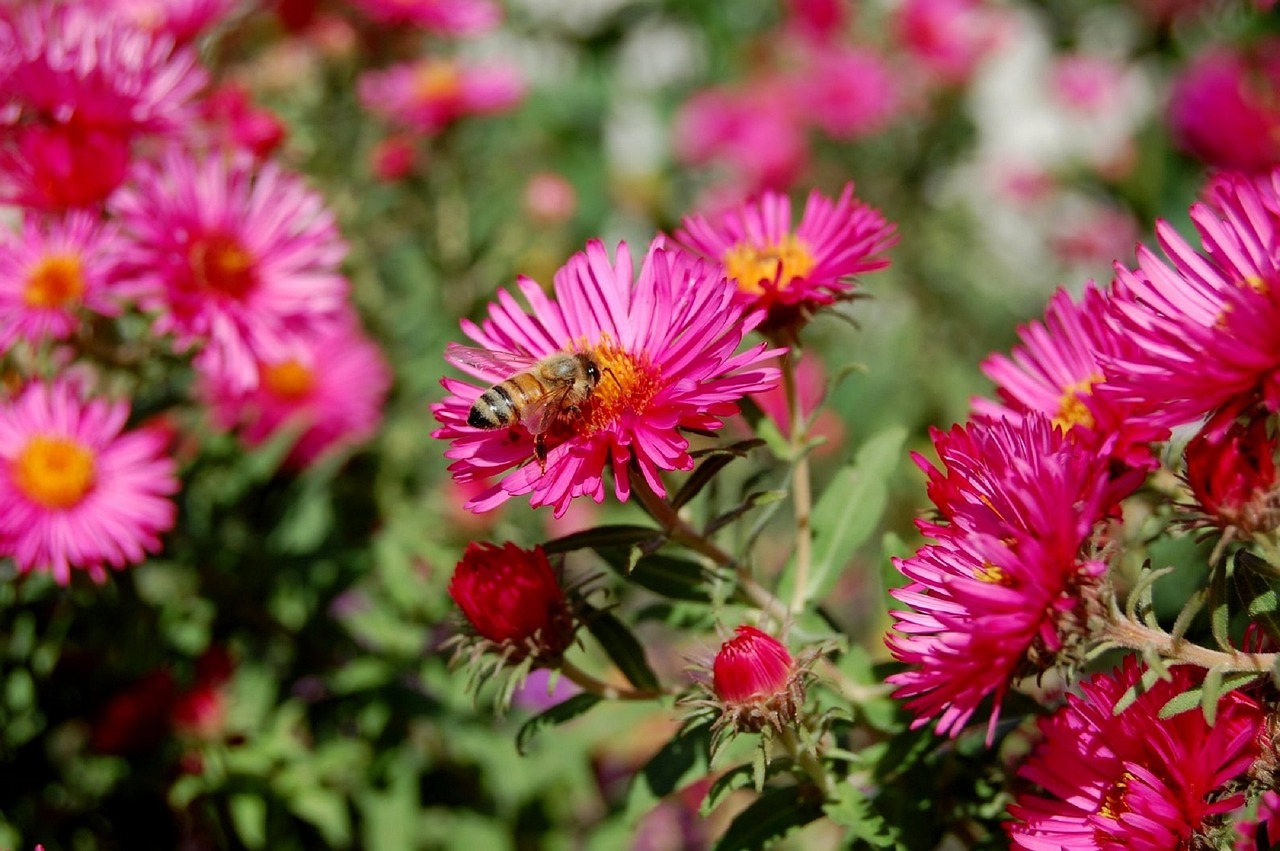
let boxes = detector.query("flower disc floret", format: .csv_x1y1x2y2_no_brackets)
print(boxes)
0,380,179,583
432,238,783,517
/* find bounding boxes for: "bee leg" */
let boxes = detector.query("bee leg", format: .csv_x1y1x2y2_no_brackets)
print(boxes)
534,433,548,475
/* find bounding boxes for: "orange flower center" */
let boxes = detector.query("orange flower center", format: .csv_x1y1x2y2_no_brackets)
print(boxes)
1054,375,1102,432
188,233,258,300
261,359,316,401
24,254,86,309
415,60,461,102
1097,771,1134,821
13,435,96,509
721,235,816,296
578,337,663,436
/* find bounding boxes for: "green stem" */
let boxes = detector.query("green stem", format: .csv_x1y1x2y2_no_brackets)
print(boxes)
782,351,814,617
1103,616,1280,673
776,725,836,800
631,473,791,625
558,658,671,701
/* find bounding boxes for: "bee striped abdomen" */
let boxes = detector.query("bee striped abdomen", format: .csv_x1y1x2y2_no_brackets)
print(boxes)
468,375,544,428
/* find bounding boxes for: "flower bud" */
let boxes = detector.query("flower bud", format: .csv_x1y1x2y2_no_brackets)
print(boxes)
710,626,805,735
448,542,577,661
1185,414,1278,531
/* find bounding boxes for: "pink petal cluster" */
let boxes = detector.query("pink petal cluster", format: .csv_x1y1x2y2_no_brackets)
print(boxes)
791,47,903,141
111,148,349,390
95,0,241,44
357,58,524,136
0,380,179,584
887,414,1125,739
1168,40,1280,173
1007,657,1266,850
199,318,391,469
892,0,1005,86
432,238,782,517
349,0,500,34
674,183,896,334
0,212,125,353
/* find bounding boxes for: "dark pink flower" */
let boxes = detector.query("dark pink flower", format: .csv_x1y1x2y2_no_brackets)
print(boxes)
791,47,903,140
199,84,287,160
713,625,794,706
1184,410,1279,532
357,57,523,136
370,135,418,182
349,0,500,35
893,0,1004,85
1168,41,1280,173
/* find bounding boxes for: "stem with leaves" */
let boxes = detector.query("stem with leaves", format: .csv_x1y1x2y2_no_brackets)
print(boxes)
559,658,673,701
1102,614,1280,673
783,350,814,618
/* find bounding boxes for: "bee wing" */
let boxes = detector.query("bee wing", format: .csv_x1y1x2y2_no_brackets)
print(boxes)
519,382,577,436
445,343,539,382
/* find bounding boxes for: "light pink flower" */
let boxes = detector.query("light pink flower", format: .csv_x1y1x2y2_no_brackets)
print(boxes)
0,212,124,353
1102,169,1280,428
1168,41,1280,173
349,0,500,34
0,379,179,584
791,47,903,140
893,0,1004,85
98,0,241,43
887,414,1120,739
0,1,208,208
1007,657,1266,851
432,238,783,517
198,83,287,160
111,148,348,390
357,57,523,136
199,319,391,468
673,183,896,334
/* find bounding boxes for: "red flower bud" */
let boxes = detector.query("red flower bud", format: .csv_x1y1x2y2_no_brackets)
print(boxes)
713,625,794,705
1185,414,1278,531
448,542,576,659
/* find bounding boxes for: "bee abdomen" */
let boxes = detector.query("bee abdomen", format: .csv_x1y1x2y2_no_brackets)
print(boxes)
468,383,518,428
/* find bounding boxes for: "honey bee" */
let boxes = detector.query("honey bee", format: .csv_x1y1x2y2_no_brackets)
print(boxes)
446,343,602,469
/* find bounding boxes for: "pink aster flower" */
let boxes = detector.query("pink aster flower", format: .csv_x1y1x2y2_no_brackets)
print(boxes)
1168,41,1280,173
1007,656,1266,851
790,47,903,141
357,57,523,136
0,212,124,353
97,0,241,44
976,283,1166,468
0,379,179,584
432,238,783,517
0,1,208,209
887,414,1120,739
199,319,391,469
111,148,348,390
893,0,1005,86
673,183,897,335
1102,170,1280,429
349,0,500,34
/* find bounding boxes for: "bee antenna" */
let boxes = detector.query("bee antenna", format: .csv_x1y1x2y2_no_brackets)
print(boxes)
602,366,623,393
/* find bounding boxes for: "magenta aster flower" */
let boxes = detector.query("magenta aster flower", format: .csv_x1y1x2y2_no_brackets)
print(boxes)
432,238,783,517
790,47,903,141
976,283,1166,467
0,1,208,208
1007,656,1266,850
349,0,500,34
674,183,897,334
357,57,523,136
1168,41,1280,173
199,318,391,469
893,0,1005,86
98,0,241,44
887,414,1121,739
0,212,124,353
111,148,349,390
0,379,179,584
1103,170,1280,428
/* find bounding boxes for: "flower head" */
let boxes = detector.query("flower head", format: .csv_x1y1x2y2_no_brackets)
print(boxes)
198,83,287,160
0,212,124,353
432,238,782,517
713,626,795,707
1184,409,1279,532
893,0,1004,86
357,57,523,136
448,542,577,661
0,380,179,584
100,0,241,44
674,183,896,335
1007,657,1266,850
111,148,348,390
349,0,500,34
1102,170,1280,428
791,47,903,141
888,414,1120,740
199,318,391,469
1168,41,1280,173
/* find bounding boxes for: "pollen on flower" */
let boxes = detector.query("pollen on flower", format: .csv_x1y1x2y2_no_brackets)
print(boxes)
721,234,816,295
189,233,258,299
23,255,86,308
262,359,316,401
578,337,663,436
1053,375,1101,431
415,60,461,100
14,436,97,509
974,562,1013,585
1097,771,1134,821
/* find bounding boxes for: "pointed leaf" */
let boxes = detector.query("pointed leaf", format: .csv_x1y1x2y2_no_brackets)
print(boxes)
673,453,737,509
824,783,895,848
626,721,713,820
516,692,603,755
711,785,825,851
543,524,664,555
584,609,659,691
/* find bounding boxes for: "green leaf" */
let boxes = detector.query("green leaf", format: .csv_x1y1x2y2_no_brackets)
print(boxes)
516,692,602,755
1208,557,1233,652
627,721,713,818
711,785,825,851
783,426,906,609
289,788,351,847
1235,553,1280,643
584,609,660,691
672,441,766,508
702,764,757,815
626,554,715,602
704,490,788,535
230,793,268,850
542,524,663,556
824,783,895,848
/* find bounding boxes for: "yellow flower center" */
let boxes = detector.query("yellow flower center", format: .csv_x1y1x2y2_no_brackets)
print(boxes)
1054,375,1102,432
415,60,461,102
13,436,96,509
1097,771,1134,821
188,233,258,300
974,562,1013,585
24,254,86,309
261,359,316,401
721,235,816,296
578,337,663,437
